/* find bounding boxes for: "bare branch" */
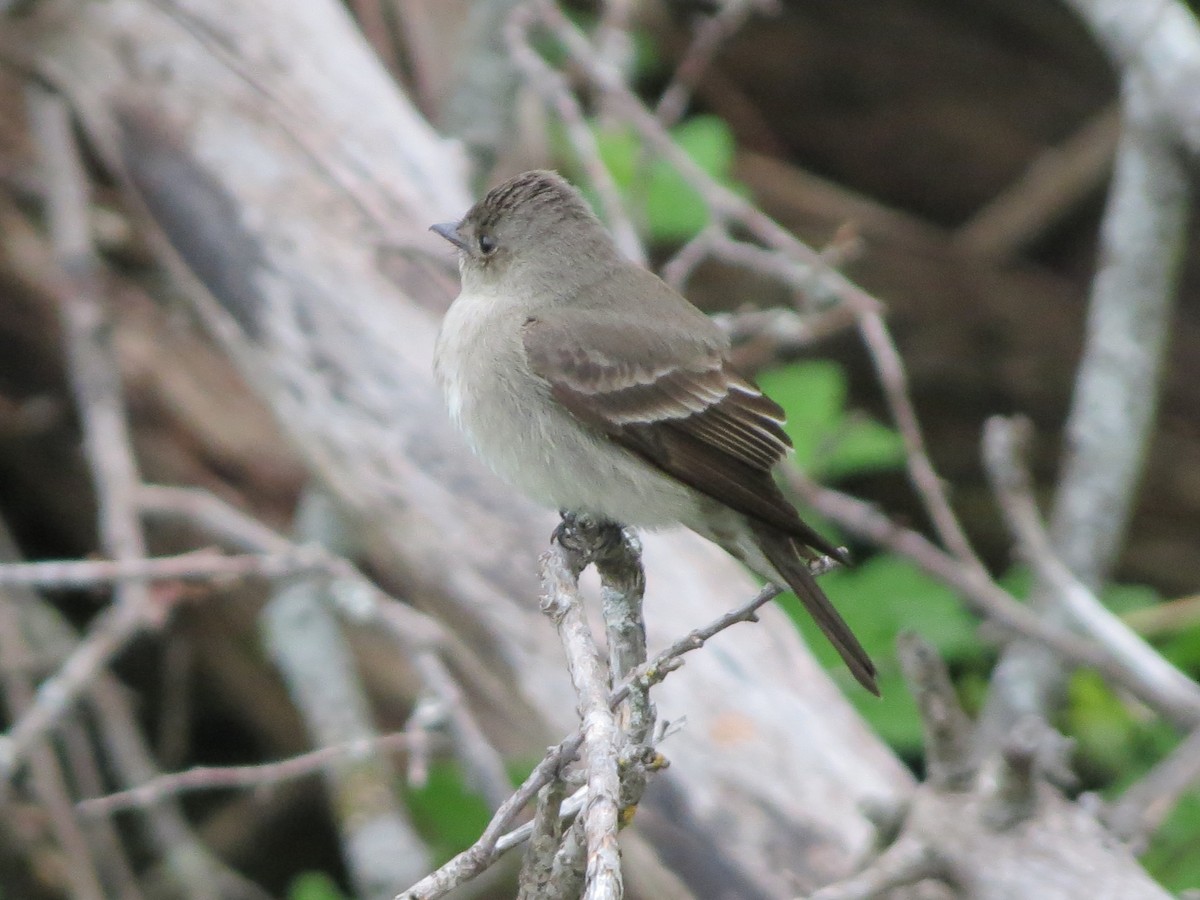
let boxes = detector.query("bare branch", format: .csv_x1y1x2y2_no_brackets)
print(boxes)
505,3,646,265
953,106,1120,264
539,531,623,900
77,732,419,817
806,837,942,900
790,472,1200,729
0,589,108,900
395,736,583,900
516,777,568,899
655,0,779,128
1106,726,1200,851
1063,0,1200,156
0,547,327,589
983,416,1200,729
897,632,974,791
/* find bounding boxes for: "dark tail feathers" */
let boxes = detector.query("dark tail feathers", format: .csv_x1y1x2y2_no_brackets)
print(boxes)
750,522,879,695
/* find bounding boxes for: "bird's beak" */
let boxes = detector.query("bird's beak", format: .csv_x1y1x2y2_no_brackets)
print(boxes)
430,221,470,252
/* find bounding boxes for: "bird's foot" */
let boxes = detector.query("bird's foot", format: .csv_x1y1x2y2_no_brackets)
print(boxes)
552,511,625,559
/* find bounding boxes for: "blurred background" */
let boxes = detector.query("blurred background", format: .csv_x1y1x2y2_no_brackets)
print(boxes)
0,0,1197,897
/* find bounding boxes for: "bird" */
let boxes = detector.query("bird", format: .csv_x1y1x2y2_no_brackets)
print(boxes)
431,169,877,694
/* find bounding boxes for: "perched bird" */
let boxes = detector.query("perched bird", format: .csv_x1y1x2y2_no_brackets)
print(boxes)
431,170,877,694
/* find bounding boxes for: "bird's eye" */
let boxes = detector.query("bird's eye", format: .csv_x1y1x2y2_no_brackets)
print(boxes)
478,234,497,254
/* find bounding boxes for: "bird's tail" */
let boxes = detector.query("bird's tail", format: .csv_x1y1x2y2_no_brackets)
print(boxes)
748,521,879,695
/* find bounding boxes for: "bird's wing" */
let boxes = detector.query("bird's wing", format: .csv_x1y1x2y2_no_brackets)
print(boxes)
522,300,844,561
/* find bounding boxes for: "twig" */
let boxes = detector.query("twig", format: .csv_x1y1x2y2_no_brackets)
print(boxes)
982,416,1200,731
516,777,568,899
0,547,328,588
981,41,1191,733
135,485,513,807
494,784,586,852
591,0,636,86
1047,84,1187,590
655,0,777,128
896,632,974,791
1123,594,1200,639
505,3,645,265
395,567,821,899
1105,725,1200,851
0,588,108,900
529,0,879,312
395,736,583,900
953,105,1121,263
591,525,650,741
788,471,1200,730
807,837,942,900
1062,0,1200,156
855,309,984,569
613,581,782,707
411,650,514,810
77,731,419,817
86,676,273,900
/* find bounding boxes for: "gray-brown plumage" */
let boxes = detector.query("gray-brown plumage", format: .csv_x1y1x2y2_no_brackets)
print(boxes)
432,170,877,694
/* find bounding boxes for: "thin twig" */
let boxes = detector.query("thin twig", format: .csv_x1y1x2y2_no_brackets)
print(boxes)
135,485,513,807
808,836,943,900
0,588,108,900
979,51,1191,734
505,3,645,264
856,310,983,569
78,732,419,817
0,547,329,588
655,0,777,128
983,416,1200,727
1105,725,1200,851
262,490,430,893
953,105,1121,263
393,568,821,899
613,581,782,707
516,776,567,899
394,736,583,900
788,471,1200,730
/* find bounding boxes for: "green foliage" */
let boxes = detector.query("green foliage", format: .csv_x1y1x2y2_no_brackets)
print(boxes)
402,760,493,865
1143,791,1200,892
287,872,347,900
757,360,905,480
1065,671,1176,783
782,555,979,754
573,115,743,243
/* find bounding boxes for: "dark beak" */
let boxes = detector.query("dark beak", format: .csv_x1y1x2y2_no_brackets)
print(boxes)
430,221,470,252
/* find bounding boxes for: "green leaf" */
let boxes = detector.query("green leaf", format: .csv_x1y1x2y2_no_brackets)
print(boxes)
288,873,347,900
1142,790,1200,891
575,115,742,243
642,117,736,241
756,360,904,479
1064,670,1175,785
756,360,846,470
818,415,906,480
403,761,493,864
593,126,641,191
